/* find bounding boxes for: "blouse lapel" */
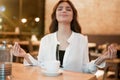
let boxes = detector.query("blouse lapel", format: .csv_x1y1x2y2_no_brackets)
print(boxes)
63,31,75,66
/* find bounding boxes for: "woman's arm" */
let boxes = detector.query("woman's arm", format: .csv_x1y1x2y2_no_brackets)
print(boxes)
83,43,117,73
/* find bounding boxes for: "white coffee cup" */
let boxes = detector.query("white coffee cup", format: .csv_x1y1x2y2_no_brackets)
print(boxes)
42,60,60,73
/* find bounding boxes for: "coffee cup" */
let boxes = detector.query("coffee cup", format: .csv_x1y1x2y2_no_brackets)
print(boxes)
42,60,60,73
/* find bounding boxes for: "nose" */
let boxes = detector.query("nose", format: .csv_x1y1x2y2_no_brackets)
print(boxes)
62,8,66,12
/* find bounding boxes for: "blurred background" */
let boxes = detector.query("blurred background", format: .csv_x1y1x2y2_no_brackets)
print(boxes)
0,0,45,40
0,0,120,79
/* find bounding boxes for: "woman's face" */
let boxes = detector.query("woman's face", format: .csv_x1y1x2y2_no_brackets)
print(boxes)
56,2,73,24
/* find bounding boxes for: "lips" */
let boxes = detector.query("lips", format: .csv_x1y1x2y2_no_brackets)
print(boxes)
60,14,68,17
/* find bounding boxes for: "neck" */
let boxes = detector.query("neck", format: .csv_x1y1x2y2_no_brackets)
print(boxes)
58,23,71,34
57,23,72,40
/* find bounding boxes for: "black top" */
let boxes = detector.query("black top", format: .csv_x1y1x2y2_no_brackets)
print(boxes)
58,50,65,67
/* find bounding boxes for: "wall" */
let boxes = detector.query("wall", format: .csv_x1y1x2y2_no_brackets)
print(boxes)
0,0,45,38
45,0,120,35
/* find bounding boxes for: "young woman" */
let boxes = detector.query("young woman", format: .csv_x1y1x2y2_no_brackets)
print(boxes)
11,0,117,73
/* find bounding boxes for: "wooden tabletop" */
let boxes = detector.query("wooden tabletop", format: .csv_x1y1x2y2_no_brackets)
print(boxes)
12,63,97,80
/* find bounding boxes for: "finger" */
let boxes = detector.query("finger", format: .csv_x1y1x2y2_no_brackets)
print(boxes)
13,43,20,56
110,45,117,55
108,45,117,58
107,46,113,59
107,46,111,57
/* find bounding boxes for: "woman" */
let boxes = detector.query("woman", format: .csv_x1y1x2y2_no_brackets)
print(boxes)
11,0,117,73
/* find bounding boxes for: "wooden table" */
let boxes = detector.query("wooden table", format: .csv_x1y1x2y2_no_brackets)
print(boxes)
12,63,97,80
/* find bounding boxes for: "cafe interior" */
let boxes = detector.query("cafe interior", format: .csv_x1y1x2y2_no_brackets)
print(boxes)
0,0,120,80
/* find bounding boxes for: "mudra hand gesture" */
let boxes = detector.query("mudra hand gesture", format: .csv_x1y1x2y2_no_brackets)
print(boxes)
95,43,117,65
102,43,117,59
10,42,27,57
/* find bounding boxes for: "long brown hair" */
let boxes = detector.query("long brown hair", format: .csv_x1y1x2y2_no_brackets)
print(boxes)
49,0,81,33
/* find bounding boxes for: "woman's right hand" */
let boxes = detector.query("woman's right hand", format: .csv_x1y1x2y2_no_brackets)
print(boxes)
10,42,27,57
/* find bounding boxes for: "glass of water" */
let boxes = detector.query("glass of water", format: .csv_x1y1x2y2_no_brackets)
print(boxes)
0,41,12,80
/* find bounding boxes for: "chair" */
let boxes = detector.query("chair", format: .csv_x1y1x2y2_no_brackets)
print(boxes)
103,58,120,80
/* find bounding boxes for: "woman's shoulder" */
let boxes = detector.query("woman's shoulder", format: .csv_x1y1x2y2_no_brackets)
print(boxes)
72,32,88,44
73,32,87,39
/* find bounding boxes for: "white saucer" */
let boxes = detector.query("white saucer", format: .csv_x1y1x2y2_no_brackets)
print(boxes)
41,69,63,77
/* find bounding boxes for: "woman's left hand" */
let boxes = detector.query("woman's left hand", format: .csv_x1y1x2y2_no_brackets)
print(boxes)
95,43,117,65
102,44,117,60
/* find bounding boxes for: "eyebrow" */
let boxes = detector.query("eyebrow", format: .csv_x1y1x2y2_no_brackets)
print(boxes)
57,6,71,9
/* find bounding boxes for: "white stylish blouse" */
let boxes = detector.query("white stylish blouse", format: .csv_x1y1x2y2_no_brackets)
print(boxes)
24,31,105,73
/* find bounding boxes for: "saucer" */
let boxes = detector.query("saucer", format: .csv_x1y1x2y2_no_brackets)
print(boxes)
41,69,63,77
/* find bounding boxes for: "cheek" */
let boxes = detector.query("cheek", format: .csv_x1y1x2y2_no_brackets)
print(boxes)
70,15,73,20
56,15,59,21
56,12,60,21
69,14,73,21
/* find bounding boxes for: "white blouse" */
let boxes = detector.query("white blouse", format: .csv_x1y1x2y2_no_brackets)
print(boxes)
24,31,105,73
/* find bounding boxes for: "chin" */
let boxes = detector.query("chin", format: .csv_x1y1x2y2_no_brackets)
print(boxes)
59,20,71,23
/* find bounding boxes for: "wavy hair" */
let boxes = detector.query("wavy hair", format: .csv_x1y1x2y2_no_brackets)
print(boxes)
49,0,81,33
